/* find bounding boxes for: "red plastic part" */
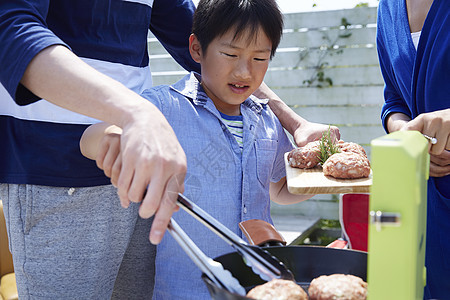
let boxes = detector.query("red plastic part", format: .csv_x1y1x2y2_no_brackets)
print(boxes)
340,194,369,252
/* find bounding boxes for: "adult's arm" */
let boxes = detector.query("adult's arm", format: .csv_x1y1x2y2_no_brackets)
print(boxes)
21,45,186,244
0,0,60,103
377,4,450,178
254,82,340,146
1,0,187,244
376,8,412,133
150,0,201,73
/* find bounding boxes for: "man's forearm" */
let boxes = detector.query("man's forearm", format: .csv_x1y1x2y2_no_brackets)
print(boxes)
21,45,152,128
19,41,186,246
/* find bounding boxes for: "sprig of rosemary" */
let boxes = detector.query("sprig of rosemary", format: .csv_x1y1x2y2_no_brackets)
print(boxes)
317,126,340,165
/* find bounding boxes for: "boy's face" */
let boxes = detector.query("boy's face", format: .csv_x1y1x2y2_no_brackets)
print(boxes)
189,27,272,116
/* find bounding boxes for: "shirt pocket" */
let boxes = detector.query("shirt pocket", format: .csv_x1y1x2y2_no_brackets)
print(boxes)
255,139,278,187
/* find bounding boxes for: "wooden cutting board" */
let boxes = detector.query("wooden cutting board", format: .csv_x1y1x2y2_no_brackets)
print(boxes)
285,153,372,194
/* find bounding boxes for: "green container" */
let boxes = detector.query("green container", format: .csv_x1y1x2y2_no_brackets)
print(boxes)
368,131,429,299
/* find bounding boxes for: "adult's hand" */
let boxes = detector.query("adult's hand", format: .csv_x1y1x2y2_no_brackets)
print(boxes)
401,109,450,156
292,121,340,147
429,151,450,177
118,103,186,244
393,109,450,177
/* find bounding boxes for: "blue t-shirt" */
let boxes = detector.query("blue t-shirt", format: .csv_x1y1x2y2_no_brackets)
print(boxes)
141,72,294,299
0,0,200,187
377,0,450,298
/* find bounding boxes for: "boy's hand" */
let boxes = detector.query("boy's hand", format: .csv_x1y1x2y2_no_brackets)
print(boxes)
95,128,123,186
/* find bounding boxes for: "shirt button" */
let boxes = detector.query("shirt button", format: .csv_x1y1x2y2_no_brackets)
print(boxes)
243,207,247,214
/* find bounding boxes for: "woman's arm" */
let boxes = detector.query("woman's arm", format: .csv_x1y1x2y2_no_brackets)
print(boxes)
254,82,340,146
385,112,411,133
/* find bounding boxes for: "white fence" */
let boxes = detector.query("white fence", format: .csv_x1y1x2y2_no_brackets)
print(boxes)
148,6,384,220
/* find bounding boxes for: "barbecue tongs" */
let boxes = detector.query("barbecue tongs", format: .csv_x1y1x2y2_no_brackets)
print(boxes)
167,193,294,296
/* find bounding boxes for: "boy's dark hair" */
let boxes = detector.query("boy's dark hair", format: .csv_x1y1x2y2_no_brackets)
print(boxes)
192,0,283,59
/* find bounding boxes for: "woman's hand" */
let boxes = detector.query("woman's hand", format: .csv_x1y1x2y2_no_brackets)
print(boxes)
395,109,450,177
402,109,450,155
429,151,450,177
292,121,340,147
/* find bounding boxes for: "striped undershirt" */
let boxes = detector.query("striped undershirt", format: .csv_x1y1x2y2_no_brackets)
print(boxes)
219,112,244,151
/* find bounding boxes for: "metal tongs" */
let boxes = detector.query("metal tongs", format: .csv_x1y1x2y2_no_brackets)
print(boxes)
167,193,295,295
167,218,246,295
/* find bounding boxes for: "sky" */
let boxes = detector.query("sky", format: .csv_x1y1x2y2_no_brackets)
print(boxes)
191,0,379,13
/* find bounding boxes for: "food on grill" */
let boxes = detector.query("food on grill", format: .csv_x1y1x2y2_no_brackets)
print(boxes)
246,279,308,300
287,141,321,169
308,274,367,300
322,152,371,179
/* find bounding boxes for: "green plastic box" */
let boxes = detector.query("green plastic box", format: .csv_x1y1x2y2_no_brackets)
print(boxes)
368,131,429,299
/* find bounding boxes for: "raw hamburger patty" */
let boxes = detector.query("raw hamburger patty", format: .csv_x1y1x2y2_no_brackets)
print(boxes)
287,140,370,179
246,279,308,300
287,141,320,169
308,274,367,300
322,152,370,179
338,141,367,156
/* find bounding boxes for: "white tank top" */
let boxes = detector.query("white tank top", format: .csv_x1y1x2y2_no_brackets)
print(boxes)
411,31,421,50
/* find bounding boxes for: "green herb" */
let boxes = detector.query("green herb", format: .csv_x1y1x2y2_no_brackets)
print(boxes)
317,126,340,165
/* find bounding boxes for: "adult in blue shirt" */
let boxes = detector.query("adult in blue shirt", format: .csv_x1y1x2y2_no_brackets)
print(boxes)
377,0,450,298
0,0,339,298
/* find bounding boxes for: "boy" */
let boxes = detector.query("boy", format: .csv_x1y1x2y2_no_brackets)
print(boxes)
80,0,313,298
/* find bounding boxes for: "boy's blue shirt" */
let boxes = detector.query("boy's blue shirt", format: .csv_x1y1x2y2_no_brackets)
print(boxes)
141,72,294,299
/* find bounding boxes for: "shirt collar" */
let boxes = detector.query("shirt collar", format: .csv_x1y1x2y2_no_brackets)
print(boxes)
171,72,268,114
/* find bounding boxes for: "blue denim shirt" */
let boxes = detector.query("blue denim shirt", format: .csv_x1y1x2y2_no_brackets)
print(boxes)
142,72,294,299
